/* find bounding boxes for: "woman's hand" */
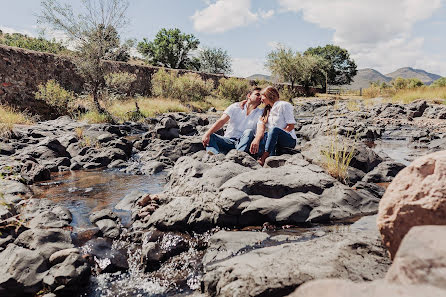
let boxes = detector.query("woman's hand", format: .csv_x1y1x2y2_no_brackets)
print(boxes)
239,99,247,109
250,139,260,154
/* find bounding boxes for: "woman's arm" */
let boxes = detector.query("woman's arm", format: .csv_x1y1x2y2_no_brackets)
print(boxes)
250,122,266,154
284,123,295,133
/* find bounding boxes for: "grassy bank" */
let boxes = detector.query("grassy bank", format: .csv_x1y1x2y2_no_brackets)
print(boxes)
391,86,446,104
0,105,34,135
79,96,231,124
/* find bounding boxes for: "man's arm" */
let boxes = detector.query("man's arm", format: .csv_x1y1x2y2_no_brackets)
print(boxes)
202,114,230,147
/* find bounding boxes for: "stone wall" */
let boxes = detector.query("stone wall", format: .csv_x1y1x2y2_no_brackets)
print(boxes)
0,44,322,120
0,45,226,119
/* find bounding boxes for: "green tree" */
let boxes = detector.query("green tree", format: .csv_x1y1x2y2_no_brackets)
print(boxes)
265,45,328,96
304,44,357,86
430,77,446,88
39,0,130,115
198,47,232,74
137,28,200,70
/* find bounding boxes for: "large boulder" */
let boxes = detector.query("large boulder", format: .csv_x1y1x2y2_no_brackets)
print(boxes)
288,279,446,297
386,225,446,289
377,150,446,258
0,244,48,297
203,226,390,297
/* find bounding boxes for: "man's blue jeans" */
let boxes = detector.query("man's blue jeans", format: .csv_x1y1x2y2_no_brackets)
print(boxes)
265,127,296,156
206,129,266,156
206,134,237,155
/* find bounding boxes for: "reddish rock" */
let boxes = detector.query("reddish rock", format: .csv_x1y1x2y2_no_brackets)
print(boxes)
386,225,446,289
377,150,446,259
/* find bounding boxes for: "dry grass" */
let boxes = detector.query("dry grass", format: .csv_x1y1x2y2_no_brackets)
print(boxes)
205,97,231,110
391,86,446,104
346,100,360,111
320,129,357,183
0,105,34,136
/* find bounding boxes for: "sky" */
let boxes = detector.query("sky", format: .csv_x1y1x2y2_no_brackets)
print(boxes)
1,0,446,78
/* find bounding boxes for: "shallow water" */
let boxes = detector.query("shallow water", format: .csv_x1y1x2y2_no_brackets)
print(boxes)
371,139,428,165
31,170,167,228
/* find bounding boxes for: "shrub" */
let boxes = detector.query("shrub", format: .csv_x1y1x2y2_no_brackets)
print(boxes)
217,77,251,103
152,69,213,102
431,77,446,88
0,105,34,136
173,73,214,101
34,80,75,114
104,72,137,99
320,130,356,183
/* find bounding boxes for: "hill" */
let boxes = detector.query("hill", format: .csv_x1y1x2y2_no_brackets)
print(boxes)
344,68,391,90
246,74,272,81
385,67,441,85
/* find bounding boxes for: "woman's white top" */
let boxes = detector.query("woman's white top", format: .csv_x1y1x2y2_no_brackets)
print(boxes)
261,100,297,140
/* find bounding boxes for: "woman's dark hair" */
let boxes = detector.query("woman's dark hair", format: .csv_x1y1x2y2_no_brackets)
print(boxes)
260,86,280,123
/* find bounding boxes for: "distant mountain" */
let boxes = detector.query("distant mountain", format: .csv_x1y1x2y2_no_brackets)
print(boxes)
385,67,441,84
246,74,272,81
344,68,392,90
344,67,442,90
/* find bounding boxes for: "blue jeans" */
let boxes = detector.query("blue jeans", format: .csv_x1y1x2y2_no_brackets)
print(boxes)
265,127,296,156
207,129,266,156
235,129,266,157
206,133,237,154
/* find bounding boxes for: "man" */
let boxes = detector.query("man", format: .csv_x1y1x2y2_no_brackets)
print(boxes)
202,87,263,155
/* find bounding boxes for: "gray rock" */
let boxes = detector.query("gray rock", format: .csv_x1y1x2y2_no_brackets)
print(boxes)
49,248,81,265
0,244,48,297
14,228,74,259
95,219,121,239
140,160,166,175
362,160,406,183
20,161,51,184
203,228,390,297
115,190,146,211
89,209,118,224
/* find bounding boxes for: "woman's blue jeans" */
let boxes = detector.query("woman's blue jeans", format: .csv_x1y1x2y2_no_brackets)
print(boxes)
265,127,296,156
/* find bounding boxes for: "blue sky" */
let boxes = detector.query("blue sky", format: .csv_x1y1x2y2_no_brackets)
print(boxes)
1,0,446,77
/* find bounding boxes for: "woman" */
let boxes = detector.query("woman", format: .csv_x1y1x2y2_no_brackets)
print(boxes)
250,86,297,166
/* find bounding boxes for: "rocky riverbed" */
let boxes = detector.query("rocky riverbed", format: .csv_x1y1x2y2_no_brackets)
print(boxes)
1,99,446,297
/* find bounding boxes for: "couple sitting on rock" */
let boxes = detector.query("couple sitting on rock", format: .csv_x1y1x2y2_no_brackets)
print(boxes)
202,86,297,166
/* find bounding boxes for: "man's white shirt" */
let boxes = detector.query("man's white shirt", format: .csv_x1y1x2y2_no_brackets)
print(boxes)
223,103,263,139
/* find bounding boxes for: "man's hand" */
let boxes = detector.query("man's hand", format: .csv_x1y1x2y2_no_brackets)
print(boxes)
202,133,211,147
250,139,260,154
239,99,248,109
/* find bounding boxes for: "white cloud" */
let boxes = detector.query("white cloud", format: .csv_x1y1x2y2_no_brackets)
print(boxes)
278,0,444,74
191,0,273,33
232,57,270,78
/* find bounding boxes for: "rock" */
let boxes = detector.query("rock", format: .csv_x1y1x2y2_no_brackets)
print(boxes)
353,182,386,201
301,136,383,173
89,209,118,224
14,228,74,259
49,248,81,265
28,210,71,229
43,252,90,294
362,160,406,183
0,143,15,155
289,279,446,297
82,238,128,273
203,228,390,297
377,150,446,259
140,160,166,175
386,225,446,289
115,190,146,211
264,155,292,168
95,219,121,239
142,232,190,271
0,244,48,297
20,161,51,184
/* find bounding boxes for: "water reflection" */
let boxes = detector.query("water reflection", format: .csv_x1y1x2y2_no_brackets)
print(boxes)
31,170,167,228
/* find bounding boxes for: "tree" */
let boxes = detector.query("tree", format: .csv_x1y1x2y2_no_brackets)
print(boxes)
304,44,357,86
39,0,130,115
198,47,232,75
431,77,446,88
265,45,328,96
137,28,200,70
